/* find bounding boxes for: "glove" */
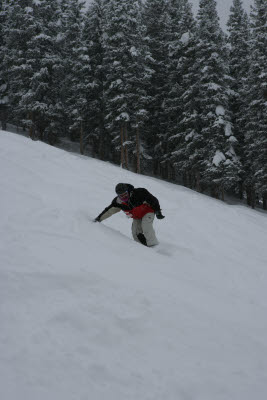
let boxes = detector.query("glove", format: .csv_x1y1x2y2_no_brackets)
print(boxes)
156,210,165,219
94,216,101,222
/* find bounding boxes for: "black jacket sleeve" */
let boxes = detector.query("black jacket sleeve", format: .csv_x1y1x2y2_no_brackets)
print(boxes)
145,189,161,211
138,188,161,212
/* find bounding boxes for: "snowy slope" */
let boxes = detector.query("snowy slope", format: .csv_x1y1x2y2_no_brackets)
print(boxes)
1,130,267,400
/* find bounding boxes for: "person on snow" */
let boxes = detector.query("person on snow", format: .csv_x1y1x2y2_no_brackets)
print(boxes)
94,183,165,247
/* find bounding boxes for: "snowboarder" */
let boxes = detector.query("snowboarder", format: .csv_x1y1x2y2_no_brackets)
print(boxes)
94,183,165,247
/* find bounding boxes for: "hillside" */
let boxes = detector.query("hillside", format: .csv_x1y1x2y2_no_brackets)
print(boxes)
1,130,267,400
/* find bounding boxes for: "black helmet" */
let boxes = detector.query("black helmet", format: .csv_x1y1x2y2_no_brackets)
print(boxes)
115,183,129,195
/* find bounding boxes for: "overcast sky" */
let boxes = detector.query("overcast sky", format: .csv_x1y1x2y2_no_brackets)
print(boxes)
84,0,253,31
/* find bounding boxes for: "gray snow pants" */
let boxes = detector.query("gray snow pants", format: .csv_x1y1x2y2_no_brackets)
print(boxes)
131,213,159,247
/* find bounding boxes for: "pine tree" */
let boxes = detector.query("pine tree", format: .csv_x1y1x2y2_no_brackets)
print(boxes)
0,0,8,130
59,0,89,151
83,0,108,159
244,0,267,208
143,0,170,175
227,0,250,198
161,0,183,181
191,0,241,198
166,0,195,137
122,0,153,173
103,0,152,170
2,0,37,132
102,0,130,167
21,0,63,144
165,0,198,185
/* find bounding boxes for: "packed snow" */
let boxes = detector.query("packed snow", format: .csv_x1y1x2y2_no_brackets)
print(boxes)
216,105,225,116
212,150,226,166
225,121,232,136
1,130,267,400
180,32,190,45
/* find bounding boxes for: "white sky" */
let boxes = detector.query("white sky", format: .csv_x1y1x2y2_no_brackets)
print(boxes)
84,0,254,31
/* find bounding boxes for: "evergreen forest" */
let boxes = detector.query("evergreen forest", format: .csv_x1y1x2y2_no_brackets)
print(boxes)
0,0,266,208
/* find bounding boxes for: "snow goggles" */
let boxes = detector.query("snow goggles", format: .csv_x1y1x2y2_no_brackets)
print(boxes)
118,191,129,202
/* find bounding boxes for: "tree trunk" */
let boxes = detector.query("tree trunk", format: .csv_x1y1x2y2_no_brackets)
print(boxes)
210,186,215,198
124,123,129,170
263,193,267,210
187,171,192,189
153,160,158,176
183,173,187,187
167,161,173,181
239,181,243,200
246,187,251,206
29,126,33,139
0,106,7,131
185,171,190,188
80,120,84,155
29,115,33,139
196,172,201,192
39,128,44,142
211,185,219,199
251,189,255,209
98,114,105,160
28,112,35,140
221,187,225,201
120,124,125,168
136,125,140,174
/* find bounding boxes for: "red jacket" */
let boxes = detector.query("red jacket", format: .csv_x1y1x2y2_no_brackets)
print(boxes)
123,203,155,219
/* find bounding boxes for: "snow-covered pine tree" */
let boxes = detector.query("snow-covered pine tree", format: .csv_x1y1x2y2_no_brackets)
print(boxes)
102,0,151,170
123,0,153,174
59,0,89,153
0,0,8,130
23,0,63,144
165,0,198,186
161,0,184,181
143,0,170,175
2,0,37,133
83,0,108,160
57,0,75,140
244,0,267,208
102,0,130,167
193,0,241,198
227,0,250,199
